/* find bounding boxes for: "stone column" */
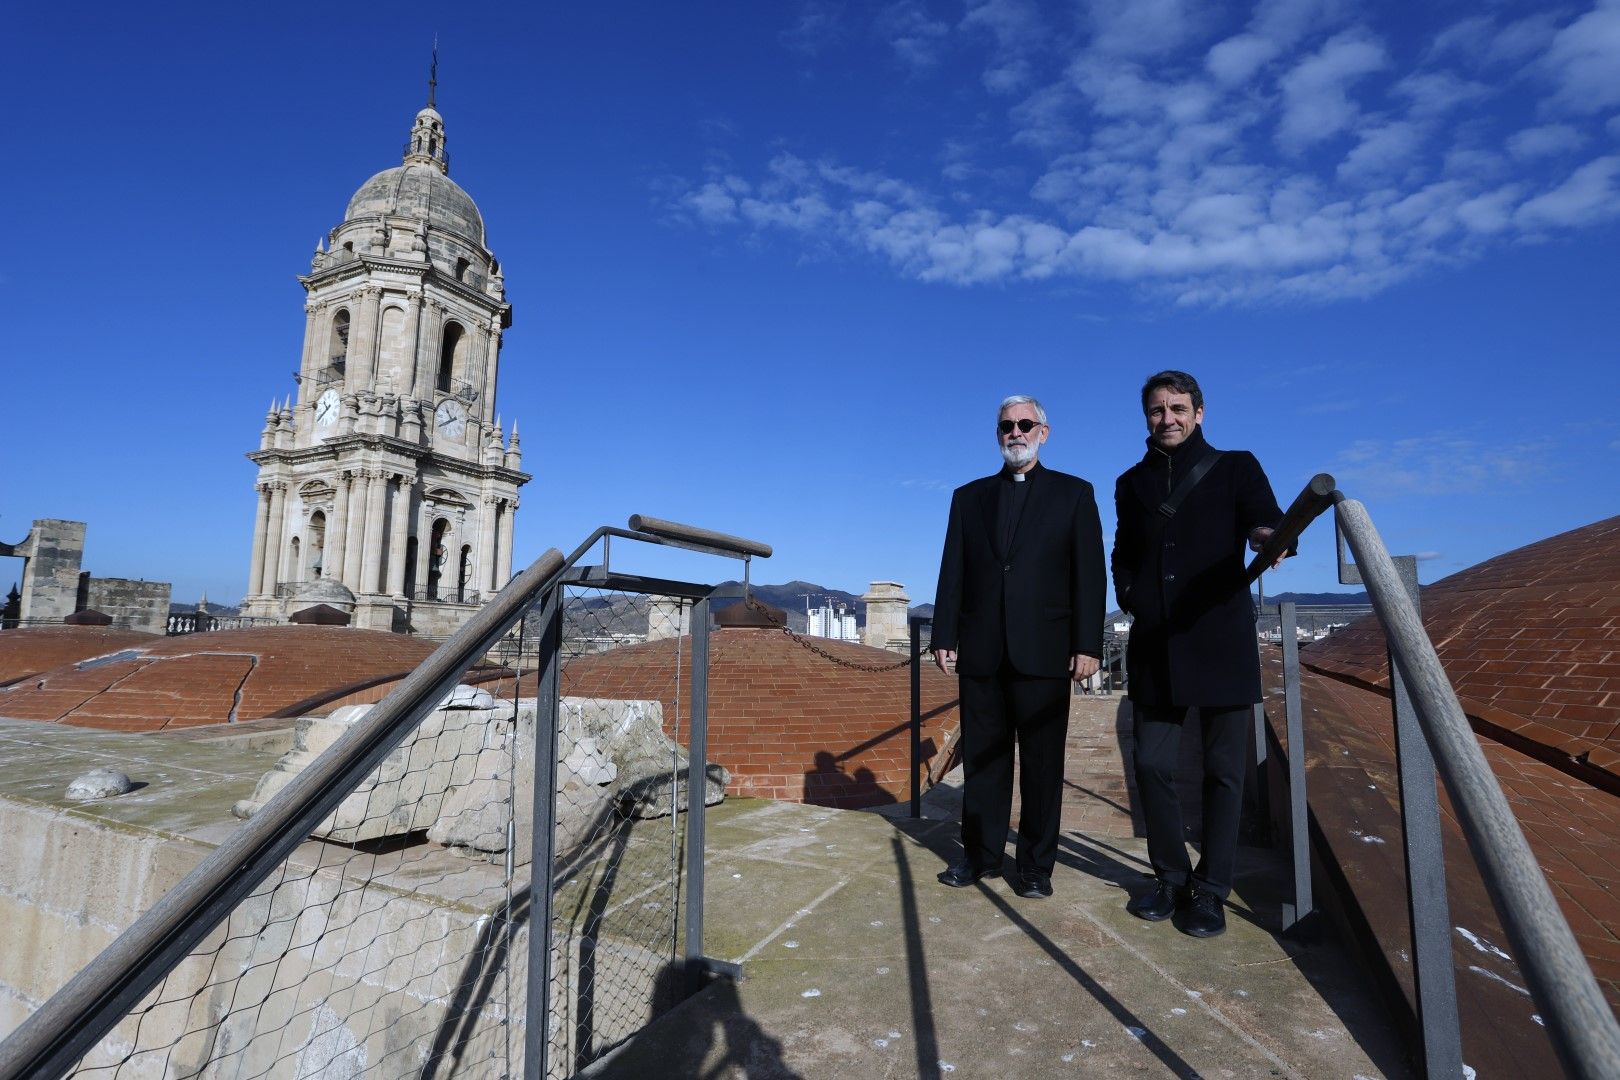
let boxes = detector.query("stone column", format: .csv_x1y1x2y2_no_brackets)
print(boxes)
482,322,502,416
295,302,319,410
361,470,388,594
478,494,499,595
327,473,350,584
342,472,367,589
496,498,516,589
261,483,288,596
414,506,434,600
349,287,382,391
416,300,444,400
861,581,911,653
247,483,271,598
646,598,690,640
386,475,413,596
399,293,423,407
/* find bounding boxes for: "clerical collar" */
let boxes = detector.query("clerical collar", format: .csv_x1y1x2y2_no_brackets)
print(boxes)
1012,471,1027,482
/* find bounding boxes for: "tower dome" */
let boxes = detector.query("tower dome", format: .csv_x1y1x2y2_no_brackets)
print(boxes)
342,104,485,245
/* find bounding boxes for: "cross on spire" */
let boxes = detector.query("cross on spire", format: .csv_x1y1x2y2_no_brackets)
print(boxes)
427,38,438,109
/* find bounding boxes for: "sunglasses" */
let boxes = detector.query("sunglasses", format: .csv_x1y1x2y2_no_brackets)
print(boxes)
997,418,1042,435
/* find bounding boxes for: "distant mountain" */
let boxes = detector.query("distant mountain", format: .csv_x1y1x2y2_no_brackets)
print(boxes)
170,602,242,616
1255,590,1369,606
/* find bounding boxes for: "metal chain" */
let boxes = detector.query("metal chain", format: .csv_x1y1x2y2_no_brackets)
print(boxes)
743,594,917,672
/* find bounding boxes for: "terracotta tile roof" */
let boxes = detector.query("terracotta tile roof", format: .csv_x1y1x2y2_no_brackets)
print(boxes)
0,626,162,687
0,626,439,731
562,626,960,809
1302,515,1620,784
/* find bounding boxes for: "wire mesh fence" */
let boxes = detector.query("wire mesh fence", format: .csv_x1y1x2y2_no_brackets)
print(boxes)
47,577,711,1080
539,583,703,1077
68,668,529,1078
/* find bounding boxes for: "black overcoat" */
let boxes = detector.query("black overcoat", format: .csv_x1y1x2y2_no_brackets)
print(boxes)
1111,426,1283,707
931,462,1106,678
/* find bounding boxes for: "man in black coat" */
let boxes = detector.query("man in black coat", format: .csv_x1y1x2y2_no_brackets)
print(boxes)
931,395,1106,898
1112,370,1287,937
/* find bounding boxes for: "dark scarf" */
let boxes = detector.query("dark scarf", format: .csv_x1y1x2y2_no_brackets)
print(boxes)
1143,425,1209,495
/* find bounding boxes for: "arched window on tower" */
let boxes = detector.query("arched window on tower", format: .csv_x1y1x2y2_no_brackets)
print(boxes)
427,518,450,600
329,309,351,377
455,258,470,282
288,537,302,585
308,512,326,579
437,322,464,393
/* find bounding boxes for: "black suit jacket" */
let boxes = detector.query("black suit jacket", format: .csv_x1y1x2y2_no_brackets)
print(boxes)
1111,426,1283,706
930,462,1106,678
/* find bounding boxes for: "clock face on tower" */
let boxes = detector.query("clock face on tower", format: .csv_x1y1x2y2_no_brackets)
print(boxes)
314,389,340,428
435,398,468,440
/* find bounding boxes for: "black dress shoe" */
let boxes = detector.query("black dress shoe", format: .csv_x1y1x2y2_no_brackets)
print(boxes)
937,860,998,887
1126,881,1182,921
1012,870,1053,898
1176,888,1227,937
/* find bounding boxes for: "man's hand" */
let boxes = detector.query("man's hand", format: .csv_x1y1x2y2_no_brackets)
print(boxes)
1070,654,1099,682
1249,526,1291,570
934,648,956,675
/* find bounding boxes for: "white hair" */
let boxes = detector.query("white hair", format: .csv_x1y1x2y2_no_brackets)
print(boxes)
998,395,1047,424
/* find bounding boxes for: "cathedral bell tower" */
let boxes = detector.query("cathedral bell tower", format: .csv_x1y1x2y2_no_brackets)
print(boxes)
242,73,530,636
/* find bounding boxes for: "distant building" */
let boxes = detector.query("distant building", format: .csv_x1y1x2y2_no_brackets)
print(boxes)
805,602,859,642
0,519,170,635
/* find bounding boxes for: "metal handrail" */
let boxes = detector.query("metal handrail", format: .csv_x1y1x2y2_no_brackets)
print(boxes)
1245,474,1620,1077
1336,498,1620,1078
1247,471,1337,582
0,513,772,1080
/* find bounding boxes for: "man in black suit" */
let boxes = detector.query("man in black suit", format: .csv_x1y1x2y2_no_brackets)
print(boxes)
1111,370,1288,937
930,395,1106,899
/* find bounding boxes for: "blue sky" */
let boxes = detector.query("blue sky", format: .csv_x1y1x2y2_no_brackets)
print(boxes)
2,1,1617,608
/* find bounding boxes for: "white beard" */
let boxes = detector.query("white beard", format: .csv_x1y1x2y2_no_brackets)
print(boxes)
1001,441,1037,469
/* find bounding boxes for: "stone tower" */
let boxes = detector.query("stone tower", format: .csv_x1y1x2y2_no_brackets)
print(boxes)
241,79,529,636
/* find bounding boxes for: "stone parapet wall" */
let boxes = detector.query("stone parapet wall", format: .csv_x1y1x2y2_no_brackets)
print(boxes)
84,579,171,636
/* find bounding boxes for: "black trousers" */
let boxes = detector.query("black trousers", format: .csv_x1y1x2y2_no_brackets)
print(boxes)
958,661,1071,875
1131,703,1250,898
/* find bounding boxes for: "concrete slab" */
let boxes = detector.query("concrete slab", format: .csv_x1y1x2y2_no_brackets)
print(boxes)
589,694,1413,1079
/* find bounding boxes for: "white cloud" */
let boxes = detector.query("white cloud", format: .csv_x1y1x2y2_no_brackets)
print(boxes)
1431,12,1562,69
1455,185,1524,234
1085,0,1211,60
1334,435,1552,498
1207,34,1282,86
1394,71,1492,119
705,3,1620,305
782,1,845,56
1276,31,1390,153
877,1,951,71
1515,155,1620,229
1507,123,1587,161
962,0,1047,94
1339,122,1423,183
1543,1,1620,114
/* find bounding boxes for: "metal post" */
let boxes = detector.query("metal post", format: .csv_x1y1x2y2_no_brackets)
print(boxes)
684,596,712,991
525,588,564,1080
910,617,923,819
1386,555,1463,1078
1278,601,1314,932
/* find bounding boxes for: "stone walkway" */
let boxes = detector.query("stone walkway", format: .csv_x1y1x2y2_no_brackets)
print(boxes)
588,693,1411,1079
